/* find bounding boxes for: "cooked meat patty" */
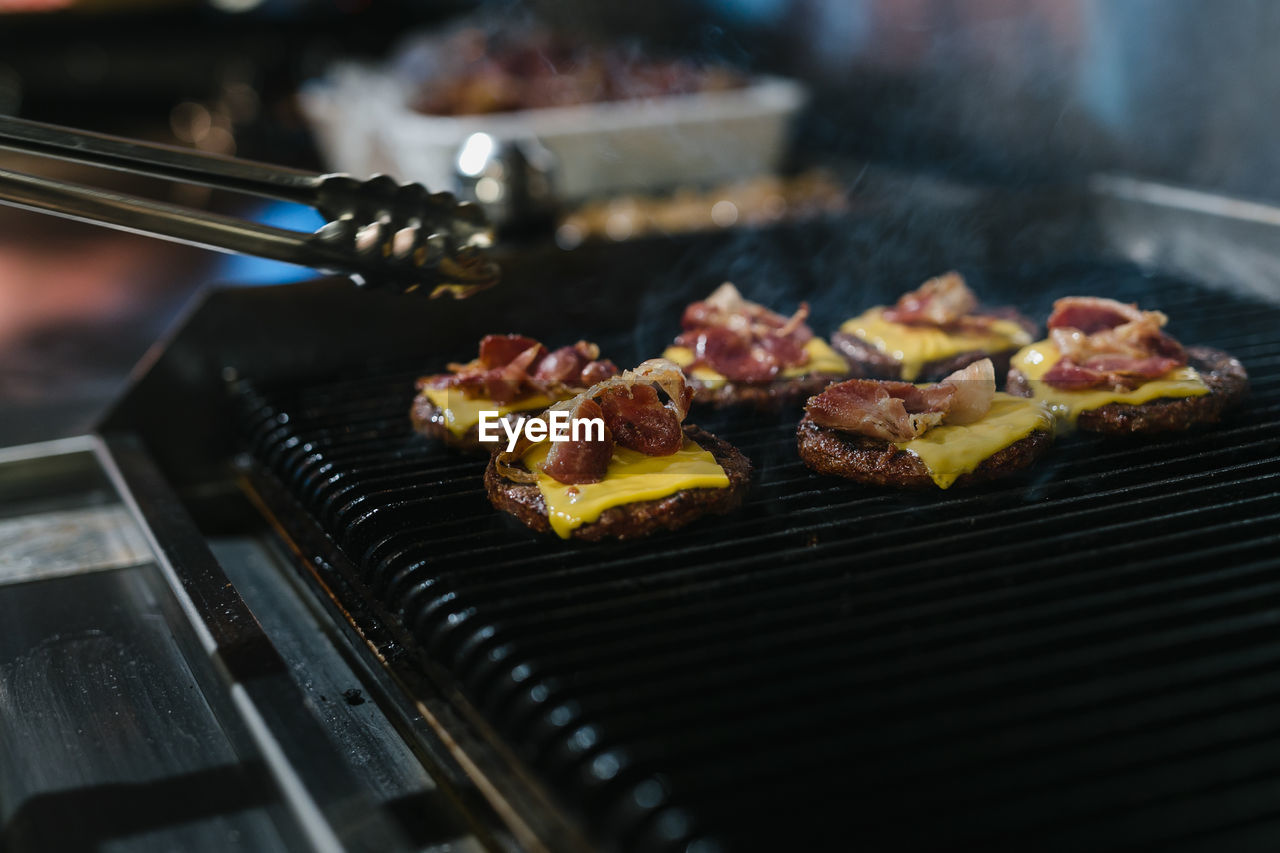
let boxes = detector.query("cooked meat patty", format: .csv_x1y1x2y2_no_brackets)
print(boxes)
486,425,752,541
410,396,540,452
689,372,843,411
411,335,618,452
795,414,1054,488
670,282,844,411
1007,345,1249,435
831,308,1036,382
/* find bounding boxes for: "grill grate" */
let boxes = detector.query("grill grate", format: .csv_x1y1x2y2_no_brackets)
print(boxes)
239,264,1280,852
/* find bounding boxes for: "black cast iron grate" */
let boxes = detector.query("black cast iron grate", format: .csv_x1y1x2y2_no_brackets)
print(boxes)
238,263,1280,852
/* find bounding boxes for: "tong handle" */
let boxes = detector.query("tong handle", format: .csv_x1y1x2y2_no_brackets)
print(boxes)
0,165,363,274
0,114,320,205
0,114,500,296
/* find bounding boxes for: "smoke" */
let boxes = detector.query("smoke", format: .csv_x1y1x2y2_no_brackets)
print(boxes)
626,169,998,363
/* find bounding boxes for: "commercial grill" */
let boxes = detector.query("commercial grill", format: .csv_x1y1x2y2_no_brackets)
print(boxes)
6,169,1280,851
231,260,1280,851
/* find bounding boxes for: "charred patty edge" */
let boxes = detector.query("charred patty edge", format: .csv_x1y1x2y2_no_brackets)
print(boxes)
688,371,845,411
484,425,752,541
1005,345,1249,435
795,413,1054,488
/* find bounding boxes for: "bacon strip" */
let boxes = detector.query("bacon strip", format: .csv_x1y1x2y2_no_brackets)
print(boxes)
540,397,613,484
675,282,814,380
805,358,996,441
1046,296,1147,335
533,341,621,386
598,384,684,456
477,334,544,369
1042,297,1187,391
425,334,618,403
883,272,978,326
495,358,694,485
1041,355,1182,390
807,381,949,441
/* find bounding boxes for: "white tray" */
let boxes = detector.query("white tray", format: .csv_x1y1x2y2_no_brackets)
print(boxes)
299,65,807,201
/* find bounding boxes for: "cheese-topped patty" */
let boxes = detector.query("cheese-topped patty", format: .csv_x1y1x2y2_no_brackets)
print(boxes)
838,308,1032,381
1010,339,1208,425
894,393,1054,488
420,388,555,438
662,338,847,384
521,438,730,538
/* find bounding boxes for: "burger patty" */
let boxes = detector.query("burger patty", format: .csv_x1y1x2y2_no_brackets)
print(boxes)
1006,345,1249,435
485,425,752,541
689,371,844,411
410,395,541,452
830,308,1037,382
795,414,1054,488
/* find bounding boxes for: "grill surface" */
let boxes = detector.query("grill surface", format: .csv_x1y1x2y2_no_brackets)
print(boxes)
238,259,1280,852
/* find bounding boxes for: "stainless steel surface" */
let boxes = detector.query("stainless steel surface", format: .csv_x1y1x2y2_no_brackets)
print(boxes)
1091,173,1280,304
0,564,295,853
209,535,486,853
0,114,500,296
0,437,405,851
0,438,118,519
98,432,414,853
0,504,150,583
0,441,290,852
0,434,491,851
240,463,592,853
0,417,506,850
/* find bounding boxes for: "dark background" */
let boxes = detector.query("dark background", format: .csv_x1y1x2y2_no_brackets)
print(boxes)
5,0,1280,197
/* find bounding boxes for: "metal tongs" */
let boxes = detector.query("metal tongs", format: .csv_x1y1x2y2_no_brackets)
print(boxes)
0,114,499,296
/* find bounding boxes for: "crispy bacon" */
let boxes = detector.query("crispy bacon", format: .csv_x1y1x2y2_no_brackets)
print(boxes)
425,335,618,404
682,326,774,382
758,332,810,368
580,359,620,385
675,282,814,380
478,334,545,369
629,357,694,420
682,282,808,335
805,358,996,441
1041,355,1182,391
534,341,605,383
495,358,695,485
597,384,684,456
883,272,978,326
1048,318,1185,364
1046,296,1147,335
807,381,950,441
540,397,613,484
1036,360,1100,391
1042,297,1187,391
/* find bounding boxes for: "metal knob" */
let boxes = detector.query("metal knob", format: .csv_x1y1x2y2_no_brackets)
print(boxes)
453,132,558,229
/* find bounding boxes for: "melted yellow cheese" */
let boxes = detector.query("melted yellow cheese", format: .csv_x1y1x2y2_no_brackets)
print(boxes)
838,307,1032,381
420,388,555,438
522,439,730,538
894,393,1054,489
1010,339,1209,425
661,338,848,386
